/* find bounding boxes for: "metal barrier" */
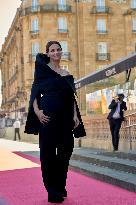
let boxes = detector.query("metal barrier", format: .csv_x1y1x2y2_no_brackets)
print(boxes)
81,112,136,151
124,112,136,150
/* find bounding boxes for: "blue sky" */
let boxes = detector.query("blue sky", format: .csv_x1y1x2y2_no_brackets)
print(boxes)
0,0,21,49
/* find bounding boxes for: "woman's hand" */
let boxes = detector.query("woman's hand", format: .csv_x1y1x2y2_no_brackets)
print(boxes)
36,110,50,124
73,115,80,129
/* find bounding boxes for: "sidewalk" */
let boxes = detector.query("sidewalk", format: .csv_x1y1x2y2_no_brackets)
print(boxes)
0,138,39,151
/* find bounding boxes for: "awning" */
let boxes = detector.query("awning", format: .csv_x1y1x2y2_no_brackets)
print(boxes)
75,52,136,89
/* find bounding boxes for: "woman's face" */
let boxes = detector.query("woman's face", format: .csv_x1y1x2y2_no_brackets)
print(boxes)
47,43,62,61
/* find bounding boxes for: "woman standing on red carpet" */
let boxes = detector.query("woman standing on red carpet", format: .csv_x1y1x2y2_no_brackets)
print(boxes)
25,41,86,203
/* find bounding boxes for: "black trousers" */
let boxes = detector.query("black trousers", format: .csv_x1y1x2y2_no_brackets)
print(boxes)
40,132,74,196
14,128,21,141
109,118,122,150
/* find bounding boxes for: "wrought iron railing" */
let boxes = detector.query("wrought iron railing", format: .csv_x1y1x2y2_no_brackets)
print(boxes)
61,52,71,60
91,6,110,14
22,4,72,15
96,53,110,61
58,28,69,33
96,30,108,34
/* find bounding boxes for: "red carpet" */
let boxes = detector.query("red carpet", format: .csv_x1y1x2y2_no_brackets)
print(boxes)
0,153,136,205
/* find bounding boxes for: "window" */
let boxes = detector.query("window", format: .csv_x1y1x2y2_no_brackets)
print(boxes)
132,18,136,32
32,0,37,7
97,42,109,60
97,19,107,33
58,17,67,32
58,0,66,11
31,0,38,11
96,0,105,7
32,42,39,56
31,18,39,32
96,0,105,12
131,0,136,8
98,42,107,53
60,41,68,52
60,41,70,60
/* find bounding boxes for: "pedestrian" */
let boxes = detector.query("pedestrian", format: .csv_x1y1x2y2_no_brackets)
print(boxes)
25,41,86,203
107,93,127,151
13,118,21,141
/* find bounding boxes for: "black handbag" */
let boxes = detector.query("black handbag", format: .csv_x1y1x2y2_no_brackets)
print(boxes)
73,122,86,138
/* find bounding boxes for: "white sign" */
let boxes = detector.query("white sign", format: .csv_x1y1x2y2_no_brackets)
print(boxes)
105,67,116,77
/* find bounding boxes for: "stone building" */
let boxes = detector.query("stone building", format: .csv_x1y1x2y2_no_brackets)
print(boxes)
1,0,136,119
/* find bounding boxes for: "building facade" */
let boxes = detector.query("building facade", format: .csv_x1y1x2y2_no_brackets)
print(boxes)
1,0,136,120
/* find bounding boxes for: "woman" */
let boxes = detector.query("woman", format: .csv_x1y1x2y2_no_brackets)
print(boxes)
25,41,86,203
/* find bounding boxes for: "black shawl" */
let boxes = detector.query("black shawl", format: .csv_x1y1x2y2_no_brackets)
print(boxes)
24,53,86,138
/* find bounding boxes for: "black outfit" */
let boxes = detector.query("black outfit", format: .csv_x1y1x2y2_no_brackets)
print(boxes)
14,128,21,141
25,53,86,201
107,99,127,151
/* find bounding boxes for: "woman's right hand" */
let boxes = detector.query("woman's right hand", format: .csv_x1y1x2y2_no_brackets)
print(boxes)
36,110,50,124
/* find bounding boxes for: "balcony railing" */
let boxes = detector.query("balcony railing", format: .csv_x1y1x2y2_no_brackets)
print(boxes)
96,53,110,61
96,30,108,34
22,4,72,15
58,28,69,33
91,6,110,14
132,29,136,33
24,5,40,14
30,30,39,34
61,52,71,60
29,54,37,62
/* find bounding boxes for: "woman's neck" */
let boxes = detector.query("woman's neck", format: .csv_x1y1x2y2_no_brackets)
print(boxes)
48,60,60,69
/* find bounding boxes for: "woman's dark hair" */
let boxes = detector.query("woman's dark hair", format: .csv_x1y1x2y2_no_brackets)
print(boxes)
46,41,62,53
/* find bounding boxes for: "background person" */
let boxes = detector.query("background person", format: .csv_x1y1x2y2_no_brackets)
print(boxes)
13,118,21,141
107,93,127,151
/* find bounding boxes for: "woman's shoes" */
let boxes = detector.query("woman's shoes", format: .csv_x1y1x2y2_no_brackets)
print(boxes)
47,188,67,203
61,189,67,198
48,195,64,203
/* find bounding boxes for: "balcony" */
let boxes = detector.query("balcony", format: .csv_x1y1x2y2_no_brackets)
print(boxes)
29,54,36,62
58,28,69,33
61,52,71,60
24,5,40,15
22,4,72,15
96,53,110,61
96,30,108,34
91,6,111,14
30,30,39,38
123,8,136,16
132,29,136,33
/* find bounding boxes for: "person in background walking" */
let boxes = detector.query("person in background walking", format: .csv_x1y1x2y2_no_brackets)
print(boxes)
107,94,127,151
13,118,21,141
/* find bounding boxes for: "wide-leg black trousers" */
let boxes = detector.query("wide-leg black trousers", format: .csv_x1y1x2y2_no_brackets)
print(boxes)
39,115,74,195
40,141,73,194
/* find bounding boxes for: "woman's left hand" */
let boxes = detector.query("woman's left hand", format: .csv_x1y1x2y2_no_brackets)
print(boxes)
73,115,80,129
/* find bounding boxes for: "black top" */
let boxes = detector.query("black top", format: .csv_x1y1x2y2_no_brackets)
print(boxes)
24,53,86,138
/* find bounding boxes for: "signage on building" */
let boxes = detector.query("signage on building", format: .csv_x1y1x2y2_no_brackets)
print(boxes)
105,67,116,77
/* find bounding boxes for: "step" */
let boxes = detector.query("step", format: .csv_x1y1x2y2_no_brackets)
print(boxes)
71,153,136,174
69,160,136,192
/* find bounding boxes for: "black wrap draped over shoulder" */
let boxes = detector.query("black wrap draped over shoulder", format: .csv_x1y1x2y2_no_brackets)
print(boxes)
24,53,86,138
